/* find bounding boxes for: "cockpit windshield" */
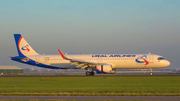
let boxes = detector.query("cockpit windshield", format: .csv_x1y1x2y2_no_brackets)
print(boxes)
158,57,165,60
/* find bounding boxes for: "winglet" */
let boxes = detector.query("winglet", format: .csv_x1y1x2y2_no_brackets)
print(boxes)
58,49,69,59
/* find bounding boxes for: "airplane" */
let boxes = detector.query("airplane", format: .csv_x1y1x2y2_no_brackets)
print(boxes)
11,34,170,76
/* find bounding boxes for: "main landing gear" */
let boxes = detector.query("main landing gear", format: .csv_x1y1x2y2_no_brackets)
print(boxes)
86,71,94,76
85,67,95,76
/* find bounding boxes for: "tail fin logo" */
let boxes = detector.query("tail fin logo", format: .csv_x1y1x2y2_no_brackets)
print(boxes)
135,55,149,65
21,45,30,52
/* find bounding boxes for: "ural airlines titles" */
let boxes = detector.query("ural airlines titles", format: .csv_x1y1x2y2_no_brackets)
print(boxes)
92,55,136,57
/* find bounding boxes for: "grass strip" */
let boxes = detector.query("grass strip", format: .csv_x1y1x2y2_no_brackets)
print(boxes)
0,77,180,96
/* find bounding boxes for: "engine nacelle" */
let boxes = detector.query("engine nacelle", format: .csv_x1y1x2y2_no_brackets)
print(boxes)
96,65,116,74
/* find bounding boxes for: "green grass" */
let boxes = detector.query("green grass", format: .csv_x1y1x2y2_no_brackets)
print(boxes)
0,77,180,96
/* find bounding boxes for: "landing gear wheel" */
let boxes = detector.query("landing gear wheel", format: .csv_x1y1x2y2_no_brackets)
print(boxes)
90,72,94,76
150,72,153,76
85,71,94,76
86,71,90,76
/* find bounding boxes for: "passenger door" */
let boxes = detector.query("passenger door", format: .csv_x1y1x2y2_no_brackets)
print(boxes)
148,55,154,63
44,57,50,62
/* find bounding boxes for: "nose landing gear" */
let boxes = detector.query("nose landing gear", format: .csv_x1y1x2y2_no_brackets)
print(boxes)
150,68,153,76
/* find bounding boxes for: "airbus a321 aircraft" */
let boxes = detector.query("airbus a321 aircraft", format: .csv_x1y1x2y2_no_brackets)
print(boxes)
11,34,170,76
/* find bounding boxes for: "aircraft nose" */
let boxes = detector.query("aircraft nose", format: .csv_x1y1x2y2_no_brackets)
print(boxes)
164,60,170,67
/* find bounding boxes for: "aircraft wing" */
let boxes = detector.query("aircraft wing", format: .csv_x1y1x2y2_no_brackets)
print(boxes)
58,49,106,69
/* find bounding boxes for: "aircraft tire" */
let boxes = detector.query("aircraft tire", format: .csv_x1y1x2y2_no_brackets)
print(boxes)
90,72,94,76
86,71,90,76
150,72,153,76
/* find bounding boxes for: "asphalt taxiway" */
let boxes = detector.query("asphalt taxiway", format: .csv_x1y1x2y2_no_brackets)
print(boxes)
0,74,180,77
0,96,179,101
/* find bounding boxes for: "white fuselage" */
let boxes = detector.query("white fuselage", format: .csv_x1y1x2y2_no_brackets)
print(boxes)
26,54,170,69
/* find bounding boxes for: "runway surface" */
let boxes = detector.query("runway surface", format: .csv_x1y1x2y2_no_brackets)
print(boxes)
0,96,180,100
0,74,180,77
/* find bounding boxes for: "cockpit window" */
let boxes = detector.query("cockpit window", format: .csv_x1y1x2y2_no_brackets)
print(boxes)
158,57,165,60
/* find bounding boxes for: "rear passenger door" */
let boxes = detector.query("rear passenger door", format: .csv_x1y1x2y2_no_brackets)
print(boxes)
148,55,154,63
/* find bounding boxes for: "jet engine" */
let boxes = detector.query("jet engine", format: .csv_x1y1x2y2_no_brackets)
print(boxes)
96,65,116,74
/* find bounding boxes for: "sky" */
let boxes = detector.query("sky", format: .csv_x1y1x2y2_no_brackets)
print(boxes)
0,0,180,69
